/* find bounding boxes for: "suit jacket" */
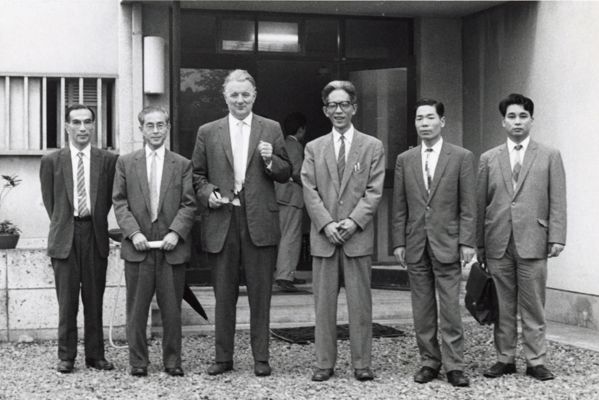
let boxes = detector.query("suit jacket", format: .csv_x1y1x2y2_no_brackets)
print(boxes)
40,147,118,259
301,130,385,258
113,149,196,264
275,135,304,209
392,141,476,264
477,139,567,259
191,114,291,253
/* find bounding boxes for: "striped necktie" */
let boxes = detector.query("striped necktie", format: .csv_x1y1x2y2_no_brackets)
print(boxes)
424,148,433,193
76,152,90,217
149,151,159,222
337,134,345,180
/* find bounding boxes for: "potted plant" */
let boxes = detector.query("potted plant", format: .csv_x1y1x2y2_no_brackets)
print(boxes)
0,174,22,249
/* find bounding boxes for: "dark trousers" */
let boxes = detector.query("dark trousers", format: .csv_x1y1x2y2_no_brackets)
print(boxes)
124,223,186,369
209,202,276,363
407,240,464,372
52,219,107,362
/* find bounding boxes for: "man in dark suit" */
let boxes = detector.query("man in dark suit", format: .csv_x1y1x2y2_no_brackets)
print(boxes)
274,112,307,292
40,104,118,373
477,94,567,381
392,98,476,387
302,80,385,382
192,70,291,377
113,106,196,377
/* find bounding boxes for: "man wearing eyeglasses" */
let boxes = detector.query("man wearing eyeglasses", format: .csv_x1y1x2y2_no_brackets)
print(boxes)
113,106,196,377
301,80,385,382
192,70,291,377
40,104,118,373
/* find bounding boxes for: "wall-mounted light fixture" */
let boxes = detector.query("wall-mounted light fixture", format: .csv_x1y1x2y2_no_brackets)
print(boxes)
143,36,165,94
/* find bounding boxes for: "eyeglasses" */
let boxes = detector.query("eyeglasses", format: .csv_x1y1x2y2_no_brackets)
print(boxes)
143,122,168,130
68,119,94,127
324,101,354,112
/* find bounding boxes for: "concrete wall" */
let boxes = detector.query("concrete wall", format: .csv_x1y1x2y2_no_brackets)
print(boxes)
415,18,463,146
462,1,599,324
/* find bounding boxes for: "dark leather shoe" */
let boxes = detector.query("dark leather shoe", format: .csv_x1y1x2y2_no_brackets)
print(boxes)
447,370,470,387
254,361,271,377
276,279,300,292
57,360,74,373
311,368,334,382
354,367,374,381
130,367,148,377
206,361,233,375
414,366,439,383
484,362,517,378
293,277,307,284
85,358,115,371
165,367,184,377
526,365,555,381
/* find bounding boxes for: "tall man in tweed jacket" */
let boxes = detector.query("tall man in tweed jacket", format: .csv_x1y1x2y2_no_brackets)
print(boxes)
477,94,566,381
302,80,385,382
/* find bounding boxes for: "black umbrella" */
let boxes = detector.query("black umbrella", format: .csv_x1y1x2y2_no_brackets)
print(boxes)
108,229,208,320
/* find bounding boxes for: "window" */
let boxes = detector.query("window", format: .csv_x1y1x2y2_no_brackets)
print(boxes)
0,74,116,153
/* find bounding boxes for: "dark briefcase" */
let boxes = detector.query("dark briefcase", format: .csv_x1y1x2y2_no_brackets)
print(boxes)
464,262,498,325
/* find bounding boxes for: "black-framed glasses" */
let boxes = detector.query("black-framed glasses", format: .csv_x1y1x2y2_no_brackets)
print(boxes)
324,101,354,112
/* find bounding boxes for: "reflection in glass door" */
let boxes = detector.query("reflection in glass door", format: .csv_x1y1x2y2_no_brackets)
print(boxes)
349,68,408,263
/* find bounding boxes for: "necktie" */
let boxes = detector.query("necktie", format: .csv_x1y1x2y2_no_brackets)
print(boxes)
424,148,433,192
512,144,523,188
149,151,159,222
233,120,246,194
337,134,346,180
76,152,89,217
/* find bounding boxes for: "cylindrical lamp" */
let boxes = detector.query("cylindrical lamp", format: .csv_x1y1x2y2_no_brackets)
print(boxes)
143,36,165,94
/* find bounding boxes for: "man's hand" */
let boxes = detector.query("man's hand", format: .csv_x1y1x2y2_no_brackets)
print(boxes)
460,245,476,266
393,246,407,268
477,247,486,264
548,243,565,258
161,231,180,251
131,232,150,251
258,140,273,165
324,222,344,245
337,218,358,241
208,191,229,209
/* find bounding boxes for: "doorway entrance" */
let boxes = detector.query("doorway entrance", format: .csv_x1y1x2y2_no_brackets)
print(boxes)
177,11,415,284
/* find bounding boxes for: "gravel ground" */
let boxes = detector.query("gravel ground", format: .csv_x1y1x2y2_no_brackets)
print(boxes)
1,322,598,400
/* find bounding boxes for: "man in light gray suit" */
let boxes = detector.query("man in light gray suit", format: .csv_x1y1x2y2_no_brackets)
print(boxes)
477,93,566,381
275,112,307,292
392,98,475,387
302,80,385,382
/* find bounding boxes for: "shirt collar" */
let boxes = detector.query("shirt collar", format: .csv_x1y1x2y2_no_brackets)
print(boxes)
145,144,165,159
507,136,530,152
70,143,91,157
422,137,443,154
229,112,253,129
333,125,354,142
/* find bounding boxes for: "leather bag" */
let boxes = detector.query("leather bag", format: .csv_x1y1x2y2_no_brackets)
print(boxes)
464,262,498,325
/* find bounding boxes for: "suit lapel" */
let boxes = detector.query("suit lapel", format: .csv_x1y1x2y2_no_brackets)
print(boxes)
246,116,262,169
514,140,538,196
89,147,100,214
498,144,515,196
323,133,340,192
158,150,176,212
135,150,153,217
219,117,234,170
339,131,363,195
427,142,451,201
409,146,428,200
60,148,74,209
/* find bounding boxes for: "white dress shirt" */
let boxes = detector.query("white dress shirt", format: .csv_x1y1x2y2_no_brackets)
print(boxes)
70,143,91,217
507,136,529,170
333,125,354,162
229,113,253,194
421,137,443,188
145,144,165,193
